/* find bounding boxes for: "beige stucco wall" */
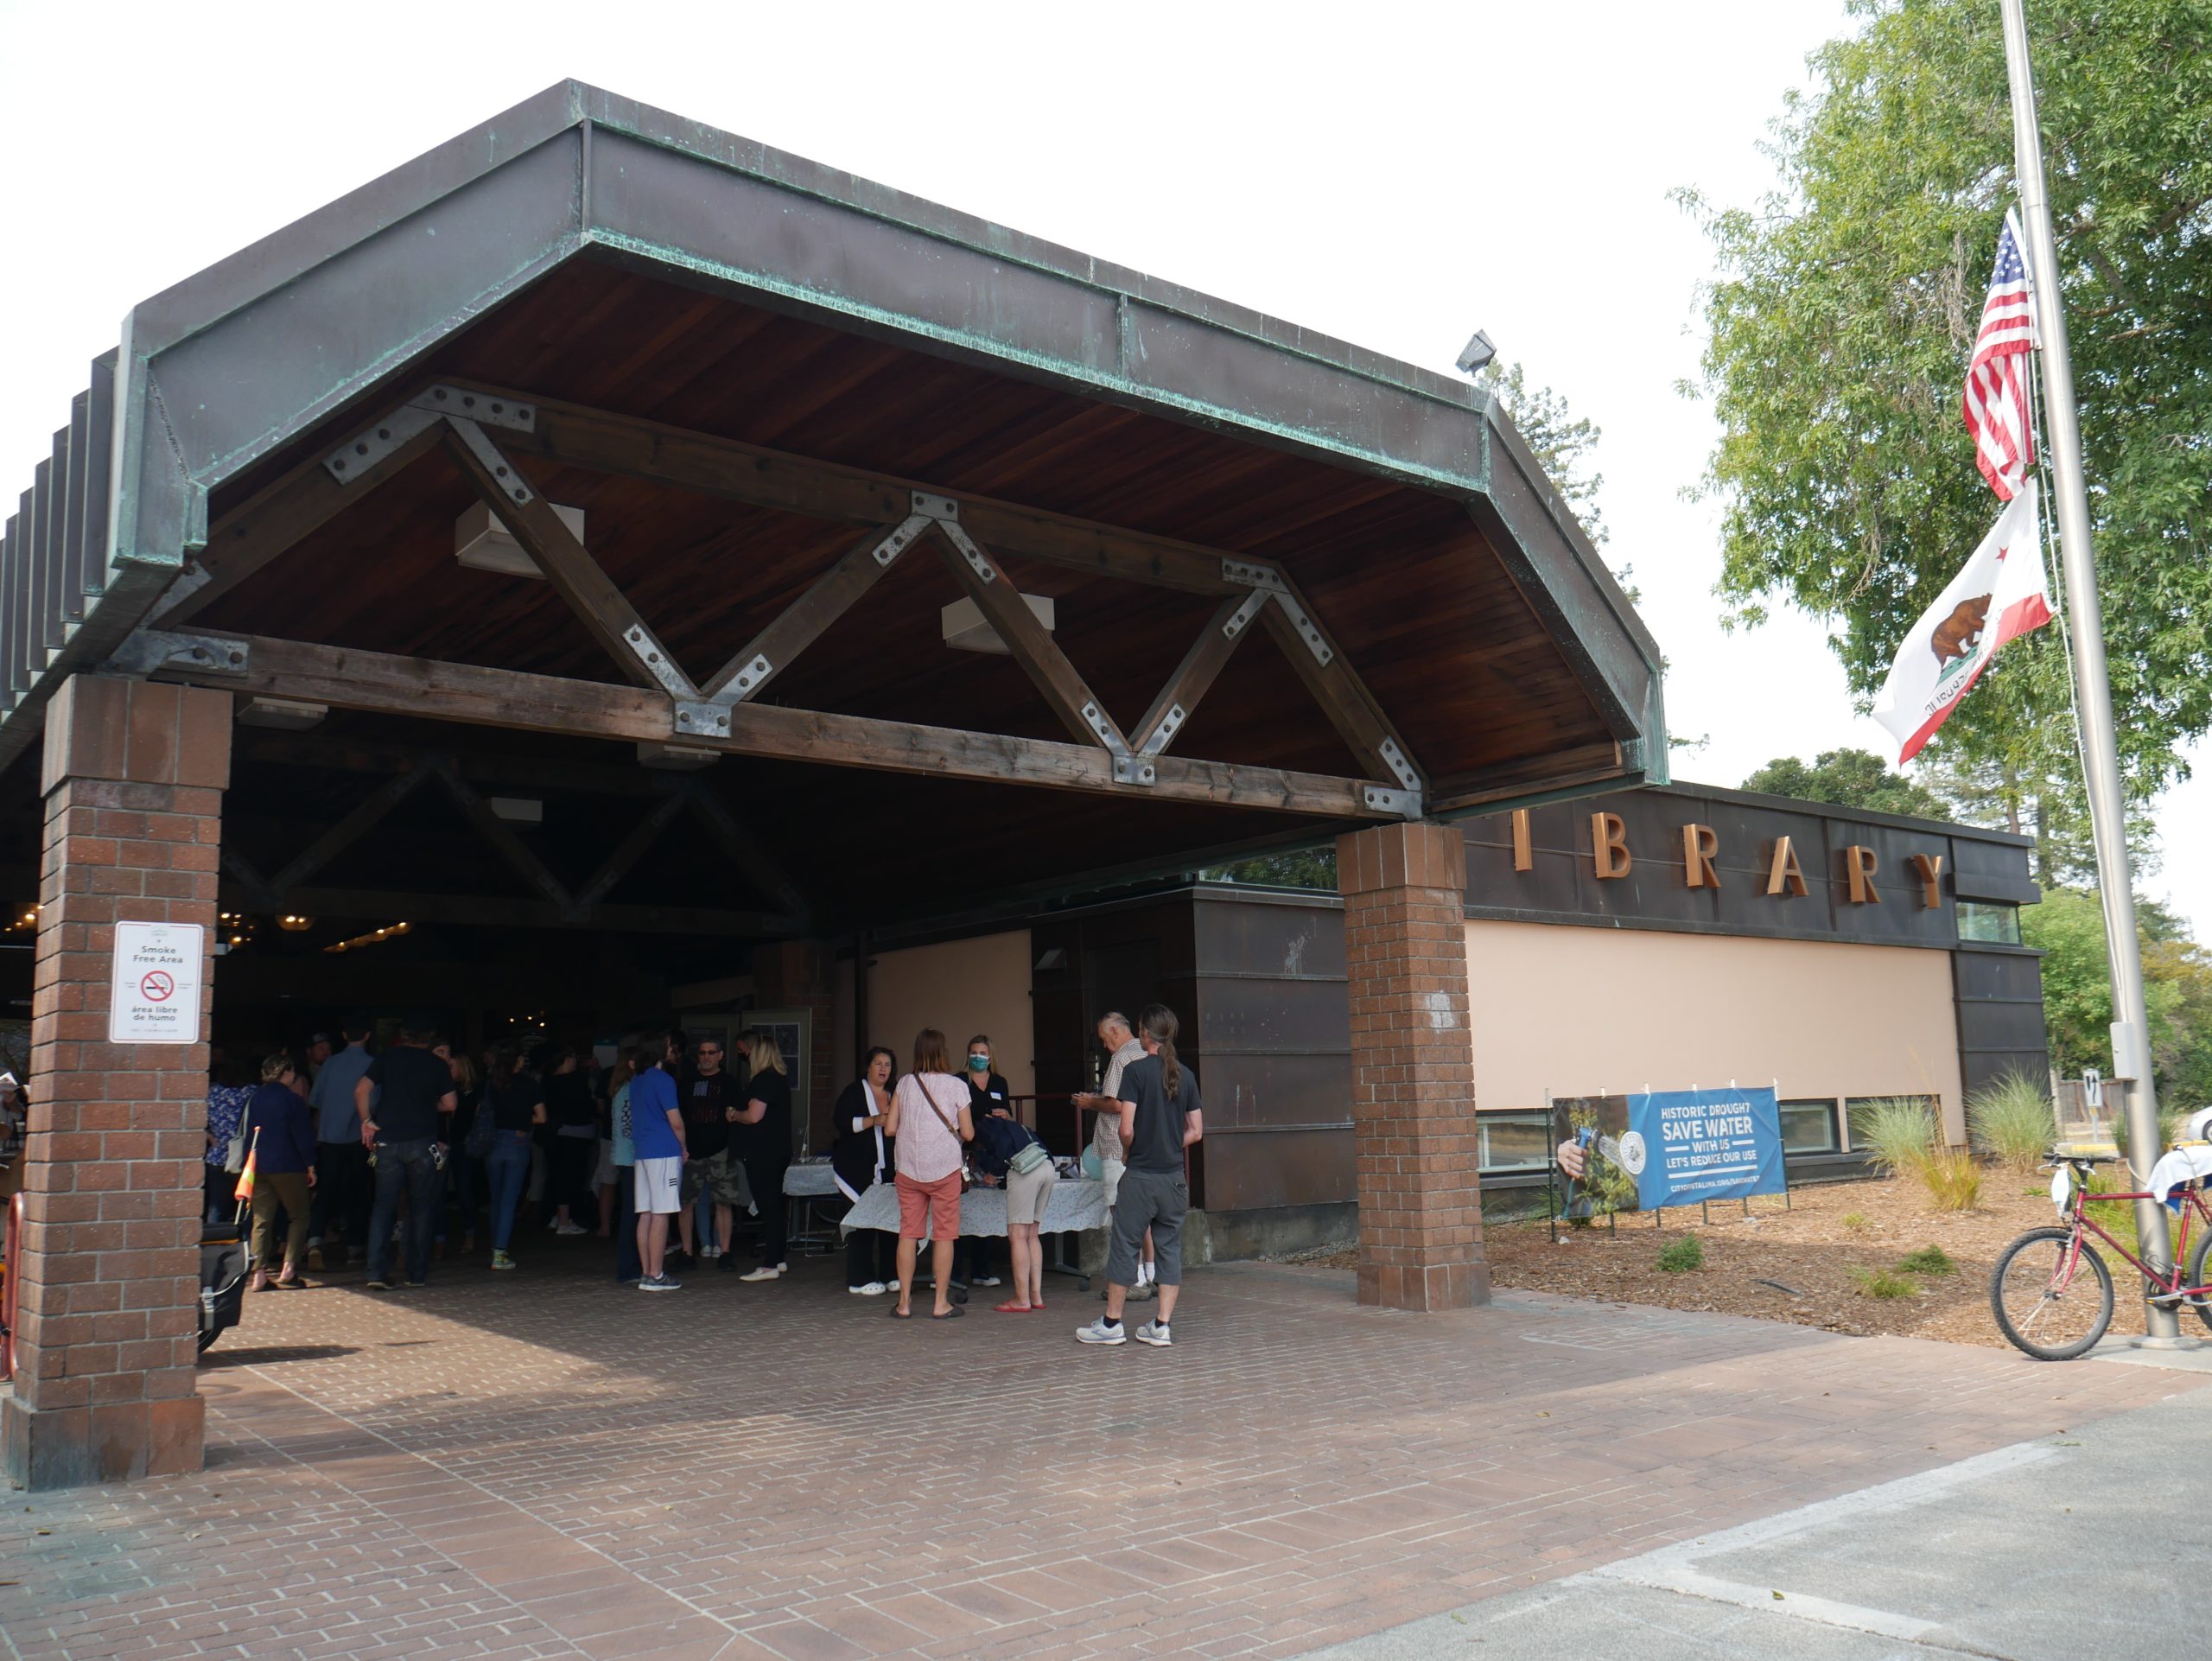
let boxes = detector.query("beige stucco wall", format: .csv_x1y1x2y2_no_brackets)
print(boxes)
1465,920,1967,1145
866,930,1035,1101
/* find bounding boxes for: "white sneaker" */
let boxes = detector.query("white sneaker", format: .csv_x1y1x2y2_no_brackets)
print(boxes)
849,1281,889,1296
975,1276,1002,1288
556,1223,588,1237
1135,1319,1173,1348
700,1245,721,1258
739,1264,784,1282
1075,1317,1127,1346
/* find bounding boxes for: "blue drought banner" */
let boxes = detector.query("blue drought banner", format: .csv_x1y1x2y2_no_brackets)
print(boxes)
1624,1087,1785,1207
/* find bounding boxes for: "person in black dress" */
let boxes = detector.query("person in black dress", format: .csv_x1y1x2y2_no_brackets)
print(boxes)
830,1046,896,1294
730,1028,796,1282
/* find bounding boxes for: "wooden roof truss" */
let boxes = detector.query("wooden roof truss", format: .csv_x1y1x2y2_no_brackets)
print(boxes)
149,379,1428,823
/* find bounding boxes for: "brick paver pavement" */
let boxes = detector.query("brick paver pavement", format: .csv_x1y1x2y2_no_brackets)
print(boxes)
1,1251,2194,1661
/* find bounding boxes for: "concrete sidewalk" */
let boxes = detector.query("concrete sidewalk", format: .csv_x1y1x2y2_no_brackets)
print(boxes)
1297,1377,2212,1660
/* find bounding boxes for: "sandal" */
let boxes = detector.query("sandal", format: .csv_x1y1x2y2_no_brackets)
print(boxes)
888,1303,912,1319
993,1301,1033,1314
931,1305,965,1320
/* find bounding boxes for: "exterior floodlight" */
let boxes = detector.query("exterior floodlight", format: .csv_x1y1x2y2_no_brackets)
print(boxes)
1454,329,1497,376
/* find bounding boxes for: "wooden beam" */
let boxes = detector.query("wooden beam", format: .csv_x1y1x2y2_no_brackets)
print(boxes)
572,791,688,909
931,522,1130,753
1131,593,1264,757
702,516,927,703
1257,582,1423,793
221,883,798,938
220,849,277,911
677,780,814,922
440,420,698,699
462,380,1247,596
158,413,446,627
167,633,1395,819
264,761,432,897
427,759,576,911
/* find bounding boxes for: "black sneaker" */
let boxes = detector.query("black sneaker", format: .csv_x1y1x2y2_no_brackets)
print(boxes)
717,1253,738,1272
405,1279,428,1289
365,1278,391,1292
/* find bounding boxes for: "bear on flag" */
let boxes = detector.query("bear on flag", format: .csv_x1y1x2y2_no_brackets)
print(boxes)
1871,479,2055,764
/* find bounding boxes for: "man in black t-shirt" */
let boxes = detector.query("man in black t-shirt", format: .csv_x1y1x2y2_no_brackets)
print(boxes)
1077,1004,1203,1351
677,1037,747,1269
356,1019,458,1290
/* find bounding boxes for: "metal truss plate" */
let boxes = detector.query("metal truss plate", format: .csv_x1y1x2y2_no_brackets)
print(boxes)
874,515,929,567
1079,701,1127,754
1221,589,1270,640
673,700,732,740
1274,594,1336,667
412,385,537,432
623,624,695,700
911,491,959,522
1221,558,1287,593
1362,783,1421,818
940,521,997,582
1377,735,1421,792
721,653,773,701
447,417,535,506
1112,754,1157,786
1138,702,1185,757
323,404,442,484
102,629,251,678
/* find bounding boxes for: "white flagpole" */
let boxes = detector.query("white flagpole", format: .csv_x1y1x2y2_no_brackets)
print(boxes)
1997,0,2185,1344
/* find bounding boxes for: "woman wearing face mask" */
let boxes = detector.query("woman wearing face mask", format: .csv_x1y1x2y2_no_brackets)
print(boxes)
955,1034,1010,1292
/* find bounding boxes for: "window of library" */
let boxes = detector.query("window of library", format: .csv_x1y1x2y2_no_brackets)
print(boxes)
1778,1098,1841,1156
1957,901,2023,945
1476,1110,1554,1174
1846,1094,1938,1148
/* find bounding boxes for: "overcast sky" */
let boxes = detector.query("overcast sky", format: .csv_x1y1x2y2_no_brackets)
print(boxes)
2,0,2202,929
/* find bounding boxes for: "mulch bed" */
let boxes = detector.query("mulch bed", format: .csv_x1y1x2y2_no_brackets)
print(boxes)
1278,1171,2189,1348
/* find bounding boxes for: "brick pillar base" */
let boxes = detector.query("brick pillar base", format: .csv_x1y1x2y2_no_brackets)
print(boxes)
3,676,230,1489
1338,821,1489,1312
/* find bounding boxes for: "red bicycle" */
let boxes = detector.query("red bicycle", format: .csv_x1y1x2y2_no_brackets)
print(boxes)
1990,1152,2212,1360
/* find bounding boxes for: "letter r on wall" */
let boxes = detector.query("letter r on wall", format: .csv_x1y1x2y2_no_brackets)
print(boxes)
1681,824,1720,888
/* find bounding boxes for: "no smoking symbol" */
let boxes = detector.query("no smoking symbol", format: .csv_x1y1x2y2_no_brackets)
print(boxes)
140,970,175,1003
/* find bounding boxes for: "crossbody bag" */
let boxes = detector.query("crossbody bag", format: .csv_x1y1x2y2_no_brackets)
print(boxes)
918,1079,971,1193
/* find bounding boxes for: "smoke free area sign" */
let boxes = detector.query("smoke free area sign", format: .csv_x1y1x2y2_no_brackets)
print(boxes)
1623,1086,1785,1207
108,920,205,1045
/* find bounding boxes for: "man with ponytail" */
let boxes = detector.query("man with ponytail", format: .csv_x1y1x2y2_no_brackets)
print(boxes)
1076,1003,1204,1349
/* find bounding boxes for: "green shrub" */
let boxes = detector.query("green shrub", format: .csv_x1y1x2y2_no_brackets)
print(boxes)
1849,1097,1939,1176
1852,1266,1919,1299
1897,1244,1957,1276
1967,1072,2056,1173
1920,1149,1984,1212
1840,1211,1872,1231
2111,1101,2187,1168
1656,1236,1704,1273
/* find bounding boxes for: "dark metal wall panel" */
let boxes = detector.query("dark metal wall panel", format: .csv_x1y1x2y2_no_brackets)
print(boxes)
1194,977,1350,1055
80,353,115,607
1192,892,1344,980
1199,1126,1355,1211
1954,944,2049,1101
4,497,25,699
1200,1051,1353,1131
28,449,54,679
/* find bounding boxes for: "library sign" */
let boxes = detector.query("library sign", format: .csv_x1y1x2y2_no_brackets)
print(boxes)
1506,808,1949,909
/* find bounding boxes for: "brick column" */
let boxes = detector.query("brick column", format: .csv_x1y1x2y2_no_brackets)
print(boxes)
1338,821,1488,1312
3,676,230,1489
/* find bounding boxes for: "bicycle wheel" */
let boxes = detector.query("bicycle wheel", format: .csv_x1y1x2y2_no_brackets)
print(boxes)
1990,1225,2113,1360
2185,1229,2212,1335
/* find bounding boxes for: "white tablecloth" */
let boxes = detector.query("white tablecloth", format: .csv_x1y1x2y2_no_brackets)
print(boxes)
783,1160,840,1199
837,1175,1107,1239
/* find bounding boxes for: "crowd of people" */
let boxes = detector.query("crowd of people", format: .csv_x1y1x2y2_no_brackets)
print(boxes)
200,1001,1205,1346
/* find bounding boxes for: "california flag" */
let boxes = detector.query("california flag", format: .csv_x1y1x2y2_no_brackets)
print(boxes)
1872,479,2054,763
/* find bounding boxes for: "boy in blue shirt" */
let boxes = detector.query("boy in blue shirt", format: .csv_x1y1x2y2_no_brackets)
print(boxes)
627,1032,688,1292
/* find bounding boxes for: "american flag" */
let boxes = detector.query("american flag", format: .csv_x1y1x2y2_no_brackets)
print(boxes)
1962,209,2038,500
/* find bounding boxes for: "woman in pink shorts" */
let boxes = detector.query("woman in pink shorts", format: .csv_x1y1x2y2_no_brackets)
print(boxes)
884,1028,973,1320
